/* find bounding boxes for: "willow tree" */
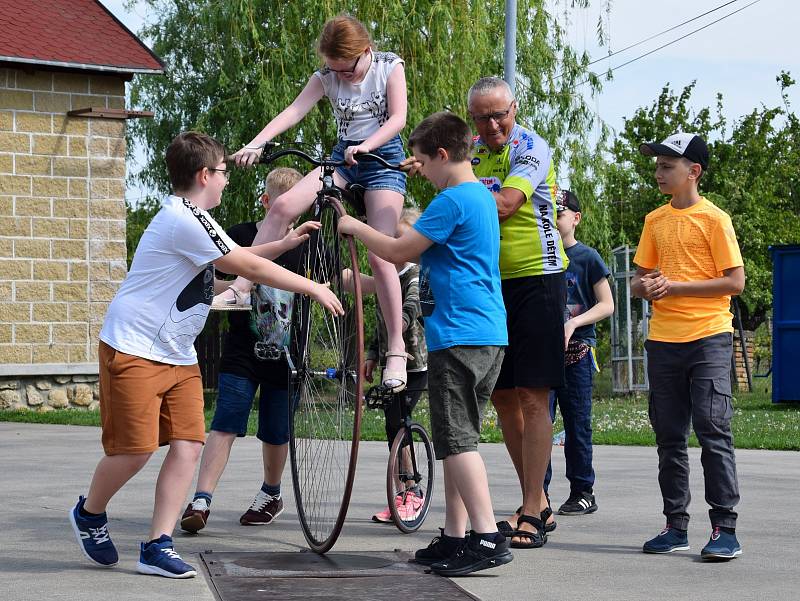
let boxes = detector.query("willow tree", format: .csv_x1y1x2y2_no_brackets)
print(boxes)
128,0,606,228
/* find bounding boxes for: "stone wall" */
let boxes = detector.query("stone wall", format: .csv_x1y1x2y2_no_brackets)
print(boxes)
0,67,128,404
0,374,98,411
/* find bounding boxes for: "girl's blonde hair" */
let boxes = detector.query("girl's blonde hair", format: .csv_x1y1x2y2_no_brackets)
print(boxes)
317,15,372,61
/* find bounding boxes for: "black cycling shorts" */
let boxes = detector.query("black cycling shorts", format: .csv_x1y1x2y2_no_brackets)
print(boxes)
494,272,566,390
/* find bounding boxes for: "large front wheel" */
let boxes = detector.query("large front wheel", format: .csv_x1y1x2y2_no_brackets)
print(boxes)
288,197,364,553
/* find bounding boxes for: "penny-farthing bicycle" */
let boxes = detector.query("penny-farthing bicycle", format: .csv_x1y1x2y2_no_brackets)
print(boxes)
257,144,403,553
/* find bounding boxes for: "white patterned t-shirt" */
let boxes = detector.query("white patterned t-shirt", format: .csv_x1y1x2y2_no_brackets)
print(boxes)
314,50,404,141
100,195,236,365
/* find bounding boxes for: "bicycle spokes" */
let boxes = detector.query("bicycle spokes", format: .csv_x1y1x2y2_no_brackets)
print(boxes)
289,198,363,553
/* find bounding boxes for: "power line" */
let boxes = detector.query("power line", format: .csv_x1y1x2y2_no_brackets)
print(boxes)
599,0,761,77
585,0,740,69
524,0,762,93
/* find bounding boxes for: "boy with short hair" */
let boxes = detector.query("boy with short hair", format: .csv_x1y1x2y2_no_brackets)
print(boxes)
181,167,304,534
69,132,341,578
545,189,614,515
338,111,512,576
631,133,745,561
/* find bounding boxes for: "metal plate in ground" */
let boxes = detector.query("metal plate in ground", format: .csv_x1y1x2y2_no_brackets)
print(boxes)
201,551,480,601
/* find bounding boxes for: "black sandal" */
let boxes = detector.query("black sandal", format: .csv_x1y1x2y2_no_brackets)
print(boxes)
542,505,557,533
509,514,547,549
496,506,522,538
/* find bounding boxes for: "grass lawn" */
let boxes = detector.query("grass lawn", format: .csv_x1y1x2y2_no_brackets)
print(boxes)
2,388,797,451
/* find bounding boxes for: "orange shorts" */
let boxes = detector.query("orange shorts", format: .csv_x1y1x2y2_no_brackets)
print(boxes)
98,341,206,455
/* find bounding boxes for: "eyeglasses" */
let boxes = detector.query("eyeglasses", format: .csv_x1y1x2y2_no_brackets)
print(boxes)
470,101,515,124
208,167,230,181
326,54,361,74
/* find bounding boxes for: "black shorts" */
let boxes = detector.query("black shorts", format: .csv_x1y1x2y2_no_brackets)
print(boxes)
494,272,566,390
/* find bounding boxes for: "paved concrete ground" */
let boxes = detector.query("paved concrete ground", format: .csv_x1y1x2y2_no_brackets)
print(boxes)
1,422,798,601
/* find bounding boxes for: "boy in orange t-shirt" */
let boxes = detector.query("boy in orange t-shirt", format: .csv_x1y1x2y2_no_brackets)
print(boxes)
631,133,745,561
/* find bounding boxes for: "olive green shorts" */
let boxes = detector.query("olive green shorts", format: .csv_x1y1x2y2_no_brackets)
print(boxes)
428,345,505,460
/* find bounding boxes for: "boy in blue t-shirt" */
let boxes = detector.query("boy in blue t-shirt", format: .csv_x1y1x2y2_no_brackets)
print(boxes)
544,190,614,515
338,111,511,577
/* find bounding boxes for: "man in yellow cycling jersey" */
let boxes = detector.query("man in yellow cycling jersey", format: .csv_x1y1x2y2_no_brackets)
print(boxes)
469,77,567,550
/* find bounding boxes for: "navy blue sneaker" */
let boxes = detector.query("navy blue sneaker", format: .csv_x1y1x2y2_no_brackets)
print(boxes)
643,524,690,554
701,527,742,561
69,495,118,567
136,535,197,578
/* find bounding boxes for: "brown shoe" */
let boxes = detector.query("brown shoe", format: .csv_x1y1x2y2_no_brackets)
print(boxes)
239,491,284,525
180,499,210,533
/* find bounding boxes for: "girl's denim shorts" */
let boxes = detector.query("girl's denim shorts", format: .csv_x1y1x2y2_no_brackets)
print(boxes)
331,135,407,196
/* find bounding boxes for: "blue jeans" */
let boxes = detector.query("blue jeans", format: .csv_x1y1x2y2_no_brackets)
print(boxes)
209,373,289,445
544,352,595,495
331,135,407,195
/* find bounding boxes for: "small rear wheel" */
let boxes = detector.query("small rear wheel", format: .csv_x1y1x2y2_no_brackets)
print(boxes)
387,422,434,533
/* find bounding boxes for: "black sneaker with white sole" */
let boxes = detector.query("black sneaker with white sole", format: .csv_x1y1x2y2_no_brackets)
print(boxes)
430,531,513,576
413,528,466,566
557,491,598,515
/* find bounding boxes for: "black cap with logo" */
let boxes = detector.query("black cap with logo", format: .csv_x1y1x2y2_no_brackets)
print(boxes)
556,189,580,213
639,132,709,170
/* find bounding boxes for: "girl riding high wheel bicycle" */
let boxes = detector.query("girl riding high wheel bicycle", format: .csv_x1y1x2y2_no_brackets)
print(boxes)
254,143,404,553
221,14,412,394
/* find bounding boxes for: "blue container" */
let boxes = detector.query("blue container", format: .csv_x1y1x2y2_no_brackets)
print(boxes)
770,244,800,403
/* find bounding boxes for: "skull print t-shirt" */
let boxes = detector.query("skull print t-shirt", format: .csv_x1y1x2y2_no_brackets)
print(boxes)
314,50,404,141
217,222,304,388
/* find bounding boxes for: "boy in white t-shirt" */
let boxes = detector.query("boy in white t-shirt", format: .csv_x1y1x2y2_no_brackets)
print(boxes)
68,132,342,579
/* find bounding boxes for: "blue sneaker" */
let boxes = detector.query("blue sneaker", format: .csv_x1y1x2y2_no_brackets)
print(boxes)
136,535,196,578
701,527,742,561
69,495,118,567
643,524,690,554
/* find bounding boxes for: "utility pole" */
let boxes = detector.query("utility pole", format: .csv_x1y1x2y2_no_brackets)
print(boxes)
504,0,517,95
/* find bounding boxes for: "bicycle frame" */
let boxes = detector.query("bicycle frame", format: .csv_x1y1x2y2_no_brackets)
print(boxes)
366,384,426,485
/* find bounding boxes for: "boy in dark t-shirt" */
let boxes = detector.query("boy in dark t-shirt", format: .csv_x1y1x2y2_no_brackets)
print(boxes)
544,190,614,516
181,168,304,533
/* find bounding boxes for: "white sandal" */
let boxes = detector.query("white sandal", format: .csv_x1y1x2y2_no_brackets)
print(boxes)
382,351,412,392
211,285,252,311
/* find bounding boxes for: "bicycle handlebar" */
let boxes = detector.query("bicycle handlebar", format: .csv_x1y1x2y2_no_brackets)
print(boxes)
257,146,405,171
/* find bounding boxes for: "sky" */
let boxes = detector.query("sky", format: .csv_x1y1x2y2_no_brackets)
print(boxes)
561,0,799,139
102,0,799,201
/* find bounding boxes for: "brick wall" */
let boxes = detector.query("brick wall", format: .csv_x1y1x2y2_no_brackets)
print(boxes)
0,67,127,394
733,329,754,392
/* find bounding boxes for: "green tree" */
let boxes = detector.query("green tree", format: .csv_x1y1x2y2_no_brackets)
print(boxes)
125,0,608,340
600,73,800,330
126,0,605,226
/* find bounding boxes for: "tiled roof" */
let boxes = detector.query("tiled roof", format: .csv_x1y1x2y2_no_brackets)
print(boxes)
0,0,163,74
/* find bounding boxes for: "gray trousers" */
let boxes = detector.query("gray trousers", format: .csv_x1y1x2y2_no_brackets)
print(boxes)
645,332,739,529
